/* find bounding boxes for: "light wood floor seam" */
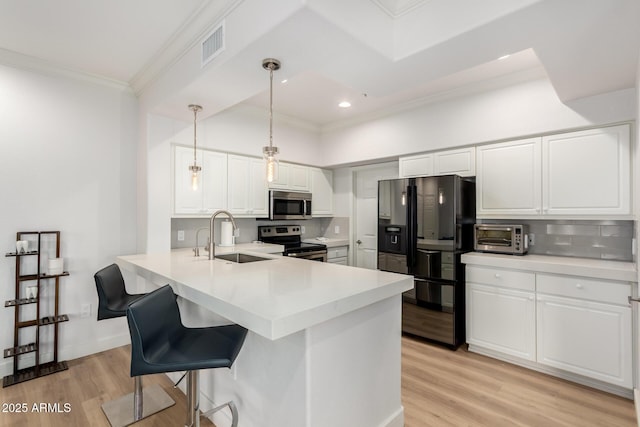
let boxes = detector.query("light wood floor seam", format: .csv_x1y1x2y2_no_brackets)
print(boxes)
0,338,635,426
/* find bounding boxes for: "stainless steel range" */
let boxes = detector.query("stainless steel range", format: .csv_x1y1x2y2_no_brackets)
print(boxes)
258,225,327,262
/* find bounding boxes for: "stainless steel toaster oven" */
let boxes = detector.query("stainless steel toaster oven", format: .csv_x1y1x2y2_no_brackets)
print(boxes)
474,224,528,255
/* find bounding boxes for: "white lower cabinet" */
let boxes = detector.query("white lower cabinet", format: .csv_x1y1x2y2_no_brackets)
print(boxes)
466,264,633,390
466,266,536,360
327,246,348,265
536,273,632,388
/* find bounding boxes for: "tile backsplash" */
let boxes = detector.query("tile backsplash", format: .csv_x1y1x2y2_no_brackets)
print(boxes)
171,217,349,249
478,219,634,261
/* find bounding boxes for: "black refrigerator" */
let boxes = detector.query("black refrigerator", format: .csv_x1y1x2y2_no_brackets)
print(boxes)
377,175,475,348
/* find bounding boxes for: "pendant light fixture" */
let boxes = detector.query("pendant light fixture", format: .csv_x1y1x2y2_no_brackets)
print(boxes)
188,104,203,191
262,58,281,183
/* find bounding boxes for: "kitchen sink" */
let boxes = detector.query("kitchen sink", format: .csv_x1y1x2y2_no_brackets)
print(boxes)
215,253,273,263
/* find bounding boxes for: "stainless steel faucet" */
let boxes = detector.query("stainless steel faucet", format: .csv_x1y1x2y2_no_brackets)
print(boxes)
209,210,237,260
193,227,209,257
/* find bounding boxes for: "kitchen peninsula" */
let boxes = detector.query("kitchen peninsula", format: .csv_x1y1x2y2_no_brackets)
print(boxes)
117,246,413,427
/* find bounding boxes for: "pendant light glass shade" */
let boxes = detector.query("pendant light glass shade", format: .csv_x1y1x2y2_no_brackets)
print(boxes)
262,58,281,183
188,104,203,191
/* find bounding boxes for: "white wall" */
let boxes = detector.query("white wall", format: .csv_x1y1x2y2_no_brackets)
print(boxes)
320,77,636,167
145,104,323,252
0,62,138,376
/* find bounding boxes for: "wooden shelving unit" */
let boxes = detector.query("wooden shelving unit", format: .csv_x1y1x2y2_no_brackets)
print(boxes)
3,231,69,387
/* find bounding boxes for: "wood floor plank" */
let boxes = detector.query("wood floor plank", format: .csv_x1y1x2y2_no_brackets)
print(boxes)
0,346,214,427
402,335,636,427
0,337,635,426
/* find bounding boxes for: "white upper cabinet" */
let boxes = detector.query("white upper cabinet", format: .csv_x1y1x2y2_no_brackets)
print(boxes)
174,145,227,215
542,124,631,216
476,125,631,218
227,154,268,217
269,162,310,191
434,147,475,176
399,147,475,178
310,167,333,216
476,137,542,217
399,153,434,177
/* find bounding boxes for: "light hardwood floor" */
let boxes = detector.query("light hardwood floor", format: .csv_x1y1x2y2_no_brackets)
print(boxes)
0,345,213,427
402,336,636,426
0,338,635,426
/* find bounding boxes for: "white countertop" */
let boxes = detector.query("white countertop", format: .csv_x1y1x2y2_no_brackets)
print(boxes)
117,248,412,340
461,252,637,282
303,237,349,248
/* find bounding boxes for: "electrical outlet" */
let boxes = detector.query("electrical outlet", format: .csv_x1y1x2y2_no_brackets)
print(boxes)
81,303,91,318
529,233,535,246
177,230,185,241
301,226,306,234
334,225,340,234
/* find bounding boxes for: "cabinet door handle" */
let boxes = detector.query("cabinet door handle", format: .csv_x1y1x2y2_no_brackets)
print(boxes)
356,240,362,245
629,296,640,304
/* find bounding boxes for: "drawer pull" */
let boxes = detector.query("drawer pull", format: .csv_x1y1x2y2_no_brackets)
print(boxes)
575,284,583,289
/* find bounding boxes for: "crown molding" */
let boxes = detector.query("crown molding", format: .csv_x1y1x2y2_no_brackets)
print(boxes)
129,0,244,96
0,47,132,92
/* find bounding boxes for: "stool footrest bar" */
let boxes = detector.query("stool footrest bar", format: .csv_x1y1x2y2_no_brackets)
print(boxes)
201,401,239,427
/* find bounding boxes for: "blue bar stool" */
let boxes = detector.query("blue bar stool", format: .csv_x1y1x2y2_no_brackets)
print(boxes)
94,264,175,426
126,284,248,427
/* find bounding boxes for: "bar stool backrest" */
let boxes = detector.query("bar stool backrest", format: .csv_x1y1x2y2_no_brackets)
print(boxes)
94,263,130,320
126,285,184,375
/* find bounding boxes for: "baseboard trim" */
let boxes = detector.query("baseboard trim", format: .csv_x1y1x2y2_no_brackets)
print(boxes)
379,406,404,427
468,344,633,399
0,333,130,378
634,389,640,427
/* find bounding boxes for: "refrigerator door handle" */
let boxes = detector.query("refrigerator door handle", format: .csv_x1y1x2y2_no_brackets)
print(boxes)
405,184,414,270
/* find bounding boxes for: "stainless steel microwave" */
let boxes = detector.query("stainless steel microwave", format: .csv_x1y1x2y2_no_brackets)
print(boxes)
474,224,528,255
269,190,312,220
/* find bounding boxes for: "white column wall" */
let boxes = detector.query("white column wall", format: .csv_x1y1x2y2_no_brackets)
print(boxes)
320,78,636,167
0,62,138,376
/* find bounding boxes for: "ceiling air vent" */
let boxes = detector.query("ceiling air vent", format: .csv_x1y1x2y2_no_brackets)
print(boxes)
202,21,225,67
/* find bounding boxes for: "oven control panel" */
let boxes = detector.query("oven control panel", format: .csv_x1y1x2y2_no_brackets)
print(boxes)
259,225,301,238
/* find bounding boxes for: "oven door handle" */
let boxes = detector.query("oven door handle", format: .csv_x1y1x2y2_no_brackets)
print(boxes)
288,250,326,257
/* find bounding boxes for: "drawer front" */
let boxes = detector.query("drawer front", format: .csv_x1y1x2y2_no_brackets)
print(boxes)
328,246,348,259
537,274,630,305
466,265,535,292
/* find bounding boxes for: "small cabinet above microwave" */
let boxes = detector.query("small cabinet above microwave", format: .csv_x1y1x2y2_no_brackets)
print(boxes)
268,162,310,191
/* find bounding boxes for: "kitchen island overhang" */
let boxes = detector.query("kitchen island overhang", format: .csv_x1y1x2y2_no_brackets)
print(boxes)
117,249,413,427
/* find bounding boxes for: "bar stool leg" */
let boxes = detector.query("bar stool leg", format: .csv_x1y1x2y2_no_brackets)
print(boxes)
134,376,143,421
186,370,200,427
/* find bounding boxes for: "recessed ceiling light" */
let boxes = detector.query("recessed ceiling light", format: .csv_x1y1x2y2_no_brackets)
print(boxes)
498,54,510,61
338,101,351,108
281,79,288,84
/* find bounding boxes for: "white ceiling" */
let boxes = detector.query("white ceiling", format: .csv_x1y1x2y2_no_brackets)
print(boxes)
0,0,638,128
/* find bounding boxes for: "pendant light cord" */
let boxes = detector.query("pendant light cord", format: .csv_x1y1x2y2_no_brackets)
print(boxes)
193,107,198,164
268,64,274,149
